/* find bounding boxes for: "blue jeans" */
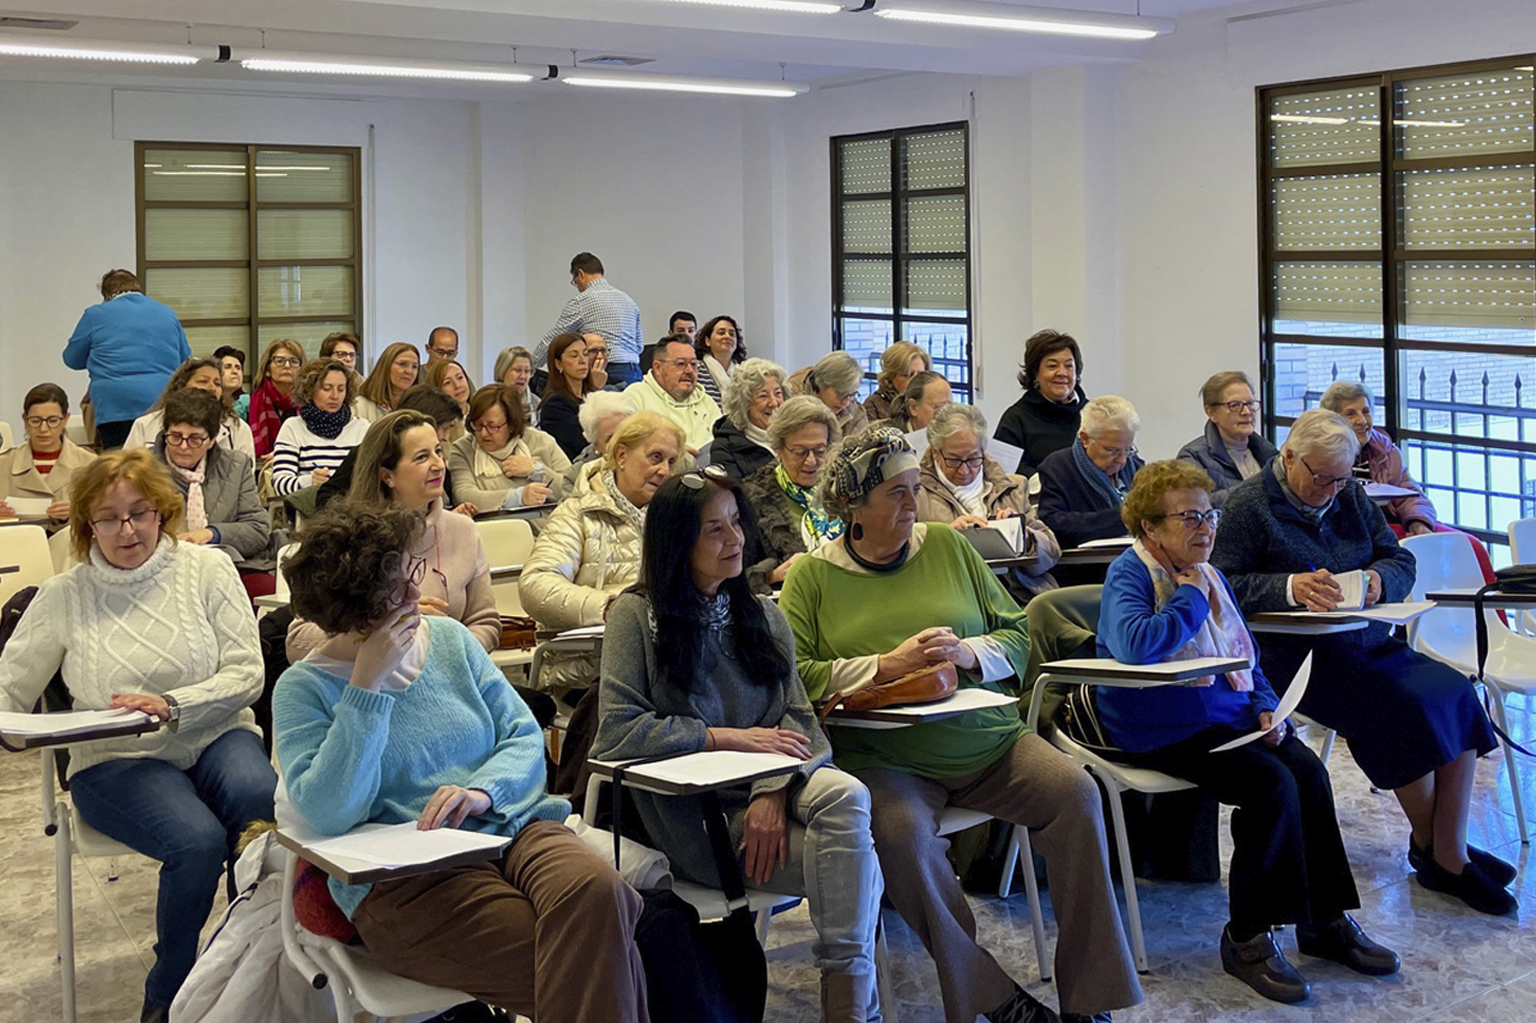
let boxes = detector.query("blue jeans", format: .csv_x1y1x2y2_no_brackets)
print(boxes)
70,729,277,1007
606,361,642,386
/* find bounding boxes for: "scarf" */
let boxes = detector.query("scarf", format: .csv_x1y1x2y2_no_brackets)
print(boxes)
1071,436,1133,508
605,471,647,531
703,355,731,399
1272,455,1333,524
938,463,988,518
250,378,297,454
775,463,845,549
473,437,530,481
744,421,773,454
171,457,209,532
298,401,353,440
1132,539,1255,691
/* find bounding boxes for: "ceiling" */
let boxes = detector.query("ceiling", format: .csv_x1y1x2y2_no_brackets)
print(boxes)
0,0,1366,92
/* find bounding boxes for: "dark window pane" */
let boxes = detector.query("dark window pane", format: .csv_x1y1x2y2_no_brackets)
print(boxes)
900,321,970,401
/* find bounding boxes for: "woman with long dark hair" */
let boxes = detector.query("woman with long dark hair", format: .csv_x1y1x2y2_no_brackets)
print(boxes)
538,332,597,458
592,468,883,1023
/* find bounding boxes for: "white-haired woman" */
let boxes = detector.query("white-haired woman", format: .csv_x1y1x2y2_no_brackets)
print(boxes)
1036,395,1145,549
862,342,931,423
711,357,786,479
561,391,638,497
880,371,952,434
1213,408,1511,916
917,403,1060,598
790,351,869,438
1177,371,1277,508
741,395,843,593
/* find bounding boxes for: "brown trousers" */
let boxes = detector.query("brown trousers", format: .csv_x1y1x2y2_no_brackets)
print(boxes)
852,732,1143,1022
352,819,650,1023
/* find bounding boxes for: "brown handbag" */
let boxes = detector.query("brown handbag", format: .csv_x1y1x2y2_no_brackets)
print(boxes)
817,661,959,724
498,615,538,650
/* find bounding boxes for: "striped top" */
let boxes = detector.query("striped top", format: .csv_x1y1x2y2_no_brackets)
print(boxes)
270,415,370,496
535,277,644,366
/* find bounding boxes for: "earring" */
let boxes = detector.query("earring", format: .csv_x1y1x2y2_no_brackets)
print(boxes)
850,522,864,541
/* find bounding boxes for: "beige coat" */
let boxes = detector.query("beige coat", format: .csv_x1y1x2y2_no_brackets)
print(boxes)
519,470,644,692
0,439,95,524
916,449,1061,596
447,429,571,510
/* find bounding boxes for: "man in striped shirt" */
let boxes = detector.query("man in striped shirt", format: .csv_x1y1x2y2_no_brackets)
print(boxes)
536,252,645,386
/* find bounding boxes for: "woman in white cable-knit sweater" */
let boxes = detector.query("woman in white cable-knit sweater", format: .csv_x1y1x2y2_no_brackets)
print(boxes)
0,449,275,1023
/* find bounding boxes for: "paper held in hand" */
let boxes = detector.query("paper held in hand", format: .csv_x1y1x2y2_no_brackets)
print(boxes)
3,496,51,517
1333,569,1366,611
1210,652,1313,753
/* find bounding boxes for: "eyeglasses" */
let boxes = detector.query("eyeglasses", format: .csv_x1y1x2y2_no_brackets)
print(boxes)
1090,440,1138,460
679,465,731,490
428,346,458,358
24,416,64,429
164,432,211,448
587,348,609,360
90,508,160,536
939,453,985,471
393,554,428,605
1215,400,1261,414
1156,508,1222,531
663,358,699,370
270,356,302,368
783,445,829,463
1301,456,1355,490
471,418,508,435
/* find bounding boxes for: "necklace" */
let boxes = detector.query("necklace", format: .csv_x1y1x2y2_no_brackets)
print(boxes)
844,535,909,573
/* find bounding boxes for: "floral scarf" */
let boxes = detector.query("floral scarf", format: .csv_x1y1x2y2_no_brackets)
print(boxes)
171,457,208,531
775,463,845,549
1132,539,1255,691
605,470,647,532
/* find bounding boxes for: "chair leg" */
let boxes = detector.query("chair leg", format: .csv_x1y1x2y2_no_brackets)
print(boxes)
1488,687,1530,845
874,915,900,1023
1318,728,1336,767
56,808,77,1023
1014,826,1052,982
1094,770,1149,974
755,905,773,946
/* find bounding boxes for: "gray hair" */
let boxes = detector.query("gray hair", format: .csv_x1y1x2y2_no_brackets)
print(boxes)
1282,408,1360,463
766,394,840,454
926,402,989,450
1319,380,1374,413
804,351,862,397
722,357,787,430
1080,394,1140,437
578,390,637,444
493,345,534,384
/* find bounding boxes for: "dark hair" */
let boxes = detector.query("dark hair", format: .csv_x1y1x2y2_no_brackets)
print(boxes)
694,315,747,366
211,345,246,368
637,473,792,694
348,409,438,505
895,370,947,427
669,310,696,330
655,334,695,363
1017,329,1084,392
396,384,466,430
23,382,69,416
151,357,227,413
161,387,223,440
466,384,527,439
543,333,595,404
319,332,360,360
298,358,356,406
570,252,604,277
285,500,425,636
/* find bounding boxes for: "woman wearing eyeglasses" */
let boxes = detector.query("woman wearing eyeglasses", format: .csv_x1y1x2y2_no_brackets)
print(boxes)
448,385,570,511
1213,409,1511,916
247,338,307,459
740,395,843,594
0,449,274,1023
1036,395,1145,551
1097,459,1397,1003
0,382,96,528
1176,371,1277,508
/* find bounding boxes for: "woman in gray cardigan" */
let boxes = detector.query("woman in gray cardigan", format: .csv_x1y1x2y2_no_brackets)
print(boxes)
592,469,883,1023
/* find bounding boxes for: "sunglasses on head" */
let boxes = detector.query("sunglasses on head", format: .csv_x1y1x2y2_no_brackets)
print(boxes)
679,465,731,490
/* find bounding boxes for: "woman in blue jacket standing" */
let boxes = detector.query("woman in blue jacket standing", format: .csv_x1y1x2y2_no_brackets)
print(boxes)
63,269,190,450
1095,460,1397,1005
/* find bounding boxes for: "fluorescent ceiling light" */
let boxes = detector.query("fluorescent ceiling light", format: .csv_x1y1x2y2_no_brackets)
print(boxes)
634,0,840,11
241,53,537,84
0,38,202,64
562,71,808,97
873,1,1171,40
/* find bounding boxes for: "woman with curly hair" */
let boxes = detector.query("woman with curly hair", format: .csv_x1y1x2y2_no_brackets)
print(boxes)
270,358,370,497
694,314,747,407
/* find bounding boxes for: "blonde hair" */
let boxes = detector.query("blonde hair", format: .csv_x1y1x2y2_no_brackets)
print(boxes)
603,410,686,468
358,342,421,410
69,449,184,563
876,342,932,391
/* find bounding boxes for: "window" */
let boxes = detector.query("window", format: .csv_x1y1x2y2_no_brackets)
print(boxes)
831,123,973,402
136,142,363,364
1259,58,1535,552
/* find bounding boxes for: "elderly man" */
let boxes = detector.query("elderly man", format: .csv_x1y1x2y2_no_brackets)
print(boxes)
1036,394,1145,550
622,334,721,455
425,326,459,365
537,252,644,386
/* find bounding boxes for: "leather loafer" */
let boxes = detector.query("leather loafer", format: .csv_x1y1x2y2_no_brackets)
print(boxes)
1296,913,1400,976
1410,839,1517,889
1417,859,1519,916
1220,925,1310,1004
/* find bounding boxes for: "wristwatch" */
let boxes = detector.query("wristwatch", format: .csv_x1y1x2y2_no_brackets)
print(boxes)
163,693,182,731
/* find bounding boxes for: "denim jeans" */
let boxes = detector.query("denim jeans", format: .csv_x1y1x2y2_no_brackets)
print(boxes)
70,729,277,1007
606,361,643,387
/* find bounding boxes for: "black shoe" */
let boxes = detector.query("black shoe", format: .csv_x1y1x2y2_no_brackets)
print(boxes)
140,999,170,1023
987,985,1060,1023
1062,1015,1112,1023
1296,913,1401,976
1410,838,1518,888
1416,858,1520,916
1220,925,1311,1004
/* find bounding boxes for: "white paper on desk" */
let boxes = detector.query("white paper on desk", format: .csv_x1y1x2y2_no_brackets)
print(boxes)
1258,600,1436,627
558,624,606,640
304,821,510,869
0,706,150,737
1078,536,1134,550
629,751,805,790
4,496,51,516
1364,481,1417,499
1210,653,1312,753
850,688,1019,717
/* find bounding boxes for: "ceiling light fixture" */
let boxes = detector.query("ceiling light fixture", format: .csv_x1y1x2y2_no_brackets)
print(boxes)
241,53,541,84
560,70,808,97
0,37,208,65
634,0,841,11
872,0,1171,40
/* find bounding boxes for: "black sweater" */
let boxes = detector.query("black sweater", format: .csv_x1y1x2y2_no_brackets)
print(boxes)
993,387,1088,477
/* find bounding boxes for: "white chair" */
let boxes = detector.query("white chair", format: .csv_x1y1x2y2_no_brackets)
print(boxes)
46,529,81,576
1507,518,1536,635
476,518,536,617
0,523,53,608
1402,531,1532,843
0,419,13,451
942,807,1051,980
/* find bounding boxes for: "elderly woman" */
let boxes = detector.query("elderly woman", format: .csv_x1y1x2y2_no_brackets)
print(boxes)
1036,395,1145,550
0,450,273,1021
449,384,570,511
711,357,786,479
779,427,1142,1023
287,409,500,660
519,411,684,694
917,403,1060,598
1176,371,1276,508
495,345,542,421
0,382,95,527
594,470,883,1021
695,315,747,408
996,330,1088,477
741,396,843,593
880,370,951,433
562,391,639,496
1213,409,1512,915
270,358,370,498
862,341,932,423
247,338,306,458
1098,460,1397,1003
791,351,870,438
354,342,422,422
125,357,258,466
273,501,648,1023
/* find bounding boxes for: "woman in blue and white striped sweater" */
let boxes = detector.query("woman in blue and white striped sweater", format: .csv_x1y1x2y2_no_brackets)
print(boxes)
270,358,370,497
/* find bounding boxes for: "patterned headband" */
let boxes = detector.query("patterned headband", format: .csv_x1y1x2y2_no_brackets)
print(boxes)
826,427,920,506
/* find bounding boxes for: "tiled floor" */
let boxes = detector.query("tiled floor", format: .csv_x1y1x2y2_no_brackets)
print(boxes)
3,697,1532,1023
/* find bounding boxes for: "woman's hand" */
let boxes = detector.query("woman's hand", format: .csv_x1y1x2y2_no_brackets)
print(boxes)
1408,521,1433,537
110,693,171,721
501,453,535,479
879,627,969,678
1173,566,1213,602
741,790,789,886
0,500,14,519
46,499,71,521
418,595,450,617
1292,570,1343,612
950,514,989,530
418,786,492,830
452,502,479,518
351,605,419,691
708,727,812,759
768,552,804,585
993,508,1015,520
521,481,553,506
1363,569,1383,607
178,529,215,545
310,468,333,487
1258,711,1284,748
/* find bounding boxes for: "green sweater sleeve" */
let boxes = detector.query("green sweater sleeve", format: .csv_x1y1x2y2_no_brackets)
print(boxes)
780,554,832,701
954,529,1032,689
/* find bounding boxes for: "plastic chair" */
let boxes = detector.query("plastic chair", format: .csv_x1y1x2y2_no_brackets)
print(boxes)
940,807,1052,980
0,419,13,451
0,524,53,608
476,518,536,617
1507,518,1536,635
1402,532,1532,843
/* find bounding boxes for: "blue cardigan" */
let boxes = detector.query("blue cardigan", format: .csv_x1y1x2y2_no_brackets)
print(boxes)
63,293,190,424
1096,548,1278,752
272,617,569,917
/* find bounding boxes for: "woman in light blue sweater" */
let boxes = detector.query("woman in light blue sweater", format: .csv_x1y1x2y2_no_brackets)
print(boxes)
272,501,649,1023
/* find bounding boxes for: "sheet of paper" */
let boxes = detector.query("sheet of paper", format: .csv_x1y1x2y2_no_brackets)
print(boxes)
904,429,929,455
627,751,805,790
988,516,1025,554
987,439,1027,476
1257,601,1436,627
303,821,509,869
841,688,1019,718
0,707,150,738
4,496,51,516
1334,569,1365,611
1211,653,1313,753
1363,481,1416,498
1077,536,1134,550
557,624,606,640
1045,655,1247,678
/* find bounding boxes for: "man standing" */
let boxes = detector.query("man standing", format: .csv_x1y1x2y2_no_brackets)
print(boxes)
537,253,644,386
63,269,190,450
425,326,460,365
622,334,720,455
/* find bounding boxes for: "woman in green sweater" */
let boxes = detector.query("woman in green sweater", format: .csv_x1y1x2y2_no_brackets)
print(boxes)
780,427,1142,1023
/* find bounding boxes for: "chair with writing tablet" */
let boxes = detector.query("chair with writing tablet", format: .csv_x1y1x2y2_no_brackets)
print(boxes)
1507,517,1536,636
0,523,52,608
